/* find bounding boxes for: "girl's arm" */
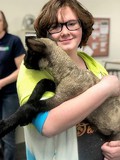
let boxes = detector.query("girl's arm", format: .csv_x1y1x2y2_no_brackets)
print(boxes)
42,75,120,137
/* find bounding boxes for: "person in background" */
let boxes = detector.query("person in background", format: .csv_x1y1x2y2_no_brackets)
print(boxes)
17,0,120,160
0,10,26,160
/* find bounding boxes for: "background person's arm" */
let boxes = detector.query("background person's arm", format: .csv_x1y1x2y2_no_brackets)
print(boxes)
0,54,24,89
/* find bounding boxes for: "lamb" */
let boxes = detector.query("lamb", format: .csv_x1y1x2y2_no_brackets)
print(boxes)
0,37,120,140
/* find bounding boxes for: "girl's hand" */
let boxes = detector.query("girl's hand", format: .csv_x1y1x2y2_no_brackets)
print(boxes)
100,75,120,97
101,141,120,160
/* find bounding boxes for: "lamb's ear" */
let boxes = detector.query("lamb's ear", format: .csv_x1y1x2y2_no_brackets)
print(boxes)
26,37,46,53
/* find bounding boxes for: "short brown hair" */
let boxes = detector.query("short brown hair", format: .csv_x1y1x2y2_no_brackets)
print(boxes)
34,0,94,47
0,10,8,32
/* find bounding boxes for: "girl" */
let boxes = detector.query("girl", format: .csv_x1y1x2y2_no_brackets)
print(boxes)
17,0,120,159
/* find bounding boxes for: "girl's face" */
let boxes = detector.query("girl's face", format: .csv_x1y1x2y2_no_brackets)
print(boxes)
49,6,82,55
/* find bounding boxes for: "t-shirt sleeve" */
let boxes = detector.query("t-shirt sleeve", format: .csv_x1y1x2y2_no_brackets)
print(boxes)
13,36,26,57
32,91,55,133
32,111,49,133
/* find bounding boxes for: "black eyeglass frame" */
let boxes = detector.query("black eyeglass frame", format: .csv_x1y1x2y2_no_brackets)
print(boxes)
48,19,81,34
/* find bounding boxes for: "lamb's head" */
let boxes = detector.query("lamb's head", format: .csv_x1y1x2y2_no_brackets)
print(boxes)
24,37,76,80
24,37,57,70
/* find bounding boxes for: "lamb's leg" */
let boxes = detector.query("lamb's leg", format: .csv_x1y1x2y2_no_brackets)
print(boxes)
28,79,55,101
111,132,120,140
0,114,20,138
19,78,55,125
0,79,55,138
0,101,46,138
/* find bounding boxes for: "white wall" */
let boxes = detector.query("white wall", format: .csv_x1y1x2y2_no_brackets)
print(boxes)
1,0,120,60
80,0,120,65
1,0,120,143
0,0,48,32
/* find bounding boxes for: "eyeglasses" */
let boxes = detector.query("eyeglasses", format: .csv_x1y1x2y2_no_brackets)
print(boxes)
48,20,81,34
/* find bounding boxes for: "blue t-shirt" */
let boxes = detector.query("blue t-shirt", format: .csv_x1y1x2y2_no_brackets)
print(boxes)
0,32,26,94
